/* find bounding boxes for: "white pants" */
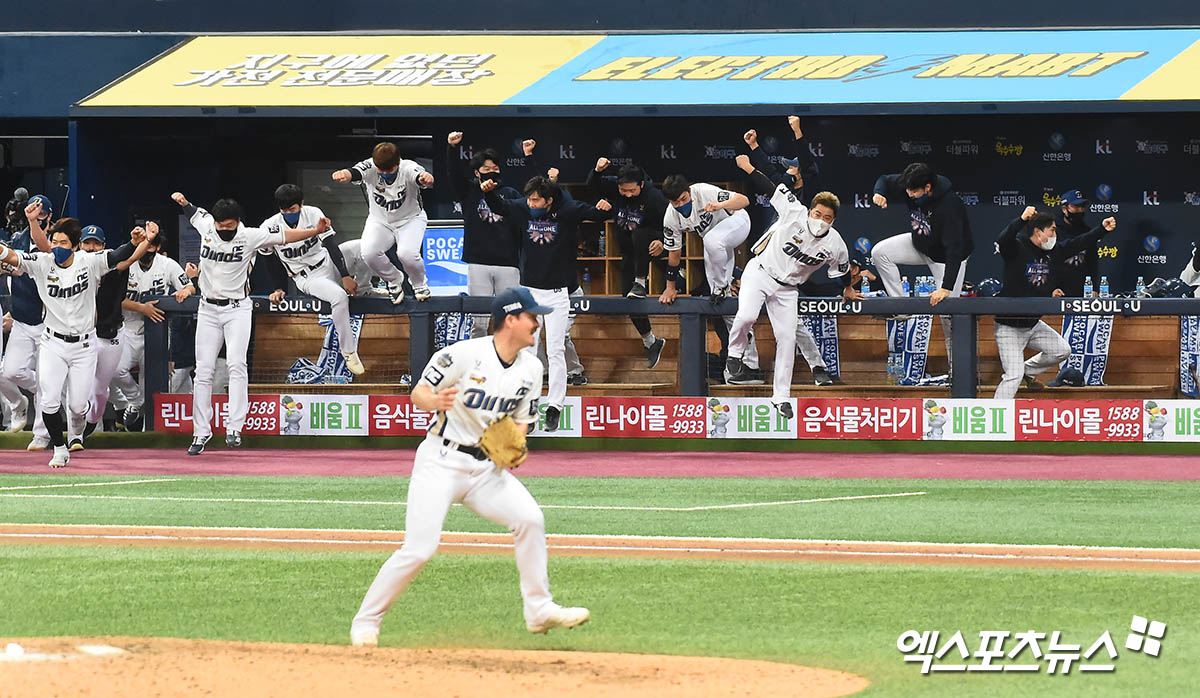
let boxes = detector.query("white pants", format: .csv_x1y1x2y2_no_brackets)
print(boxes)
352,438,556,634
362,214,428,288
795,320,824,370
729,262,798,402
170,367,194,394
87,333,125,425
994,321,1072,399
525,287,571,409
193,300,252,439
296,262,357,354
467,263,521,338
871,233,968,367
0,320,48,438
113,328,145,410
537,286,584,375
701,209,751,292
39,332,98,437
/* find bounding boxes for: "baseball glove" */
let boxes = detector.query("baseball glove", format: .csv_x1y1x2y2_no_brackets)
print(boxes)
478,416,528,470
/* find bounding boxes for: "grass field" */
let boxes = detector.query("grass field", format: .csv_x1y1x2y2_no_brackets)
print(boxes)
1,472,1196,696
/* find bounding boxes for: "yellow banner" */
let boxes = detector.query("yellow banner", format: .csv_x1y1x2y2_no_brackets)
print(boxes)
80,35,604,107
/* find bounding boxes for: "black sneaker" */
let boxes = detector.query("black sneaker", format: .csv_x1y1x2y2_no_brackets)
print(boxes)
644,337,666,369
187,435,210,456
740,367,766,385
709,286,728,307
725,357,756,385
568,373,589,386
626,281,648,299
813,366,834,386
68,437,85,453
774,401,794,420
225,431,242,447
1022,375,1045,390
544,406,562,433
83,422,99,438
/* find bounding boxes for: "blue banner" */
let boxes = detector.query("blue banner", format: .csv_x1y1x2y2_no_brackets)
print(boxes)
423,224,468,296
887,316,933,386
285,314,364,385
801,315,841,379
1181,316,1200,398
1061,315,1113,385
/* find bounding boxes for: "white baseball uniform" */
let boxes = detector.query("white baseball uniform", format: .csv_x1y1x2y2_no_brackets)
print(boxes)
16,249,121,431
0,252,50,440
260,206,357,354
352,336,572,636
112,253,191,415
729,184,849,401
190,207,286,439
352,157,431,290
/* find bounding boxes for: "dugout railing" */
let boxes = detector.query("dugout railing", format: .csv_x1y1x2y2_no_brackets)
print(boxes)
142,294,1199,429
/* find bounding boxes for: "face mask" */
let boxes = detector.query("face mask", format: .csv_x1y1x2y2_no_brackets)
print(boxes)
1037,235,1057,251
674,201,693,217
529,206,548,219
910,193,929,206
379,171,398,185
281,211,301,227
216,228,237,242
807,217,831,237
52,247,73,265
480,172,502,185
1067,211,1085,225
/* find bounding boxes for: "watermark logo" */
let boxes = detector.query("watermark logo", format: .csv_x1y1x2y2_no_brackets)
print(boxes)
1126,615,1167,657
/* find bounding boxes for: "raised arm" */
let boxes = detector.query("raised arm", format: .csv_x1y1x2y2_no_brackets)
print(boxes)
24,201,51,252
1061,217,1117,256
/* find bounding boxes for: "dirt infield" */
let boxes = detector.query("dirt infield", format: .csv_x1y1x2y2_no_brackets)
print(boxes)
4,524,1199,572
0,637,869,698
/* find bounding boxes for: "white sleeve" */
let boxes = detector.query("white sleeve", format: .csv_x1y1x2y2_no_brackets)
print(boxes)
306,206,336,240
770,183,805,216
352,158,375,184
827,239,850,279
90,250,116,275
15,251,45,276
1181,259,1200,287
190,207,213,231
246,226,287,250
406,161,429,189
165,258,190,291
417,344,467,391
662,211,682,252
511,361,541,425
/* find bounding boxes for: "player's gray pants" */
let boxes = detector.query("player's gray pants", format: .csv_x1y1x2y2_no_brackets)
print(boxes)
729,262,797,402
352,438,557,635
112,328,144,411
296,262,358,354
467,263,520,338
525,287,571,409
0,320,49,438
363,214,428,288
193,300,252,439
994,320,1071,400
537,286,584,375
872,233,967,369
87,333,124,425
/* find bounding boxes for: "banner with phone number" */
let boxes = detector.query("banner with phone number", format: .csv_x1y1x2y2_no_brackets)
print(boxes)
156,395,1166,442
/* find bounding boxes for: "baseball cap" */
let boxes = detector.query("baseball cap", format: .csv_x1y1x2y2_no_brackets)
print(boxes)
29,194,52,217
491,286,552,319
81,225,105,243
780,156,800,168
1061,189,1089,206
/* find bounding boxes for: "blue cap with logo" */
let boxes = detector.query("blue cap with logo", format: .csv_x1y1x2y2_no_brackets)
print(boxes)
491,286,552,319
780,156,800,168
1061,189,1089,206
81,225,105,243
29,194,53,218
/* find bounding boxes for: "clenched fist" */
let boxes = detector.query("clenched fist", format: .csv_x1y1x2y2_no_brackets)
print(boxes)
447,131,463,145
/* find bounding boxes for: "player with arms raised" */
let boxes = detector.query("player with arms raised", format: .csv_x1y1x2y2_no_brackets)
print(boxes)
350,286,589,647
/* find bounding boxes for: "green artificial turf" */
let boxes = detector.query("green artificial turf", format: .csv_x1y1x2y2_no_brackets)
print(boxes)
0,545,1194,697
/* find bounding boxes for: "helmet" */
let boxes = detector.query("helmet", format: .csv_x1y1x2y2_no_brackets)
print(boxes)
974,278,1002,298
1142,277,1193,298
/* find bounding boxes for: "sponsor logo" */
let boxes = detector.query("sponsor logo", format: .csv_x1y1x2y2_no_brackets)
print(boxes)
1138,254,1168,265
1143,235,1161,253
900,140,932,155
959,192,980,206
268,298,324,313
1043,131,1071,161
1098,245,1118,259
1185,139,1200,156
457,145,475,160
558,144,576,159
1143,190,1160,206
1095,183,1113,201
505,156,527,168
796,299,864,315
1185,191,1200,206
994,138,1024,156
1048,131,1066,151
854,193,872,208
761,135,780,153
1096,139,1112,155
610,138,629,156
1136,140,1169,155
660,144,677,159
1059,298,1138,314
946,140,979,156
1042,189,1063,207
704,145,738,160
808,141,825,158
854,237,873,256
846,143,880,158
993,190,1026,206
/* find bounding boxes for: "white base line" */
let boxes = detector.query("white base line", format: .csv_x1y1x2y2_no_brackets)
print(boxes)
0,490,925,512
0,478,179,492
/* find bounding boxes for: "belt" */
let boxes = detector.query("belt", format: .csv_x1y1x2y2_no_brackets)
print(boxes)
757,259,788,287
50,330,90,343
203,297,240,306
97,327,119,340
443,438,487,461
295,258,326,278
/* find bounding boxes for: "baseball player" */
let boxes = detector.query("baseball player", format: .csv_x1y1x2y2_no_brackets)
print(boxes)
79,223,150,442
338,238,405,296
261,184,364,375
171,192,330,456
114,229,192,430
481,176,614,432
350,286,589,647
332,142,433,303
0,194,52,449
726,169,854,417
0,213,155,467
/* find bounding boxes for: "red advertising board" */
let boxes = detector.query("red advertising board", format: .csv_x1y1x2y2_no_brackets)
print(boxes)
796,398,924,439
579,397,707,438
155,394,280,435
1014,400,1143,441
368,395,437,436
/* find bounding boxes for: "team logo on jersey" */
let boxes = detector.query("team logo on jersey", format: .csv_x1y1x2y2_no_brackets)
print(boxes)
528,219,559,245
910,210,931,236
476,198,504,224
1025,259,1050,286
200,245,245,263
616,207,644,231
372,190,407,211
436,353,454,368
469,374,487,384
282,237,320,259
1064,251,1085,267
47,270,90,299
462,388,521,413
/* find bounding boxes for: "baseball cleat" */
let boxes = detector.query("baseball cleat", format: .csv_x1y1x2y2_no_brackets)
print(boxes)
226,431,242,448
1022,375,1045,390
187,435,210,456
343,351,366,375
645,337,666,369
773,401,794,420
708,286,727,307
84,421,99,438
26,436,50,452
567,372,588,386
725,356,755,385
48,445,69,468
413,285,432,301
7,395,28,432
544,406,562,433
388,283,405,305
123,406,142,432
813,366,834,386
527,606,590,635
350,627,379,647
626,281,648,299
68,437,85,452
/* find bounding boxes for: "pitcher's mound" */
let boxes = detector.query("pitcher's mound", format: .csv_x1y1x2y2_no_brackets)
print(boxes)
0,636,869,697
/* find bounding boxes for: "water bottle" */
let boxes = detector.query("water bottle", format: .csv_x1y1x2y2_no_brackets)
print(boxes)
1083,275,1093,297
1136,276,1146,295
861,277,871,296
582,270,592,294
901,275,911,296
886,355,896,385
1099,275,1110,297
598,233,607,258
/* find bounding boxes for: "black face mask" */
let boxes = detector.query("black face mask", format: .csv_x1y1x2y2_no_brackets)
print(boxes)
1066,211,1085,225
479,171,502,186
216,228,237,242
